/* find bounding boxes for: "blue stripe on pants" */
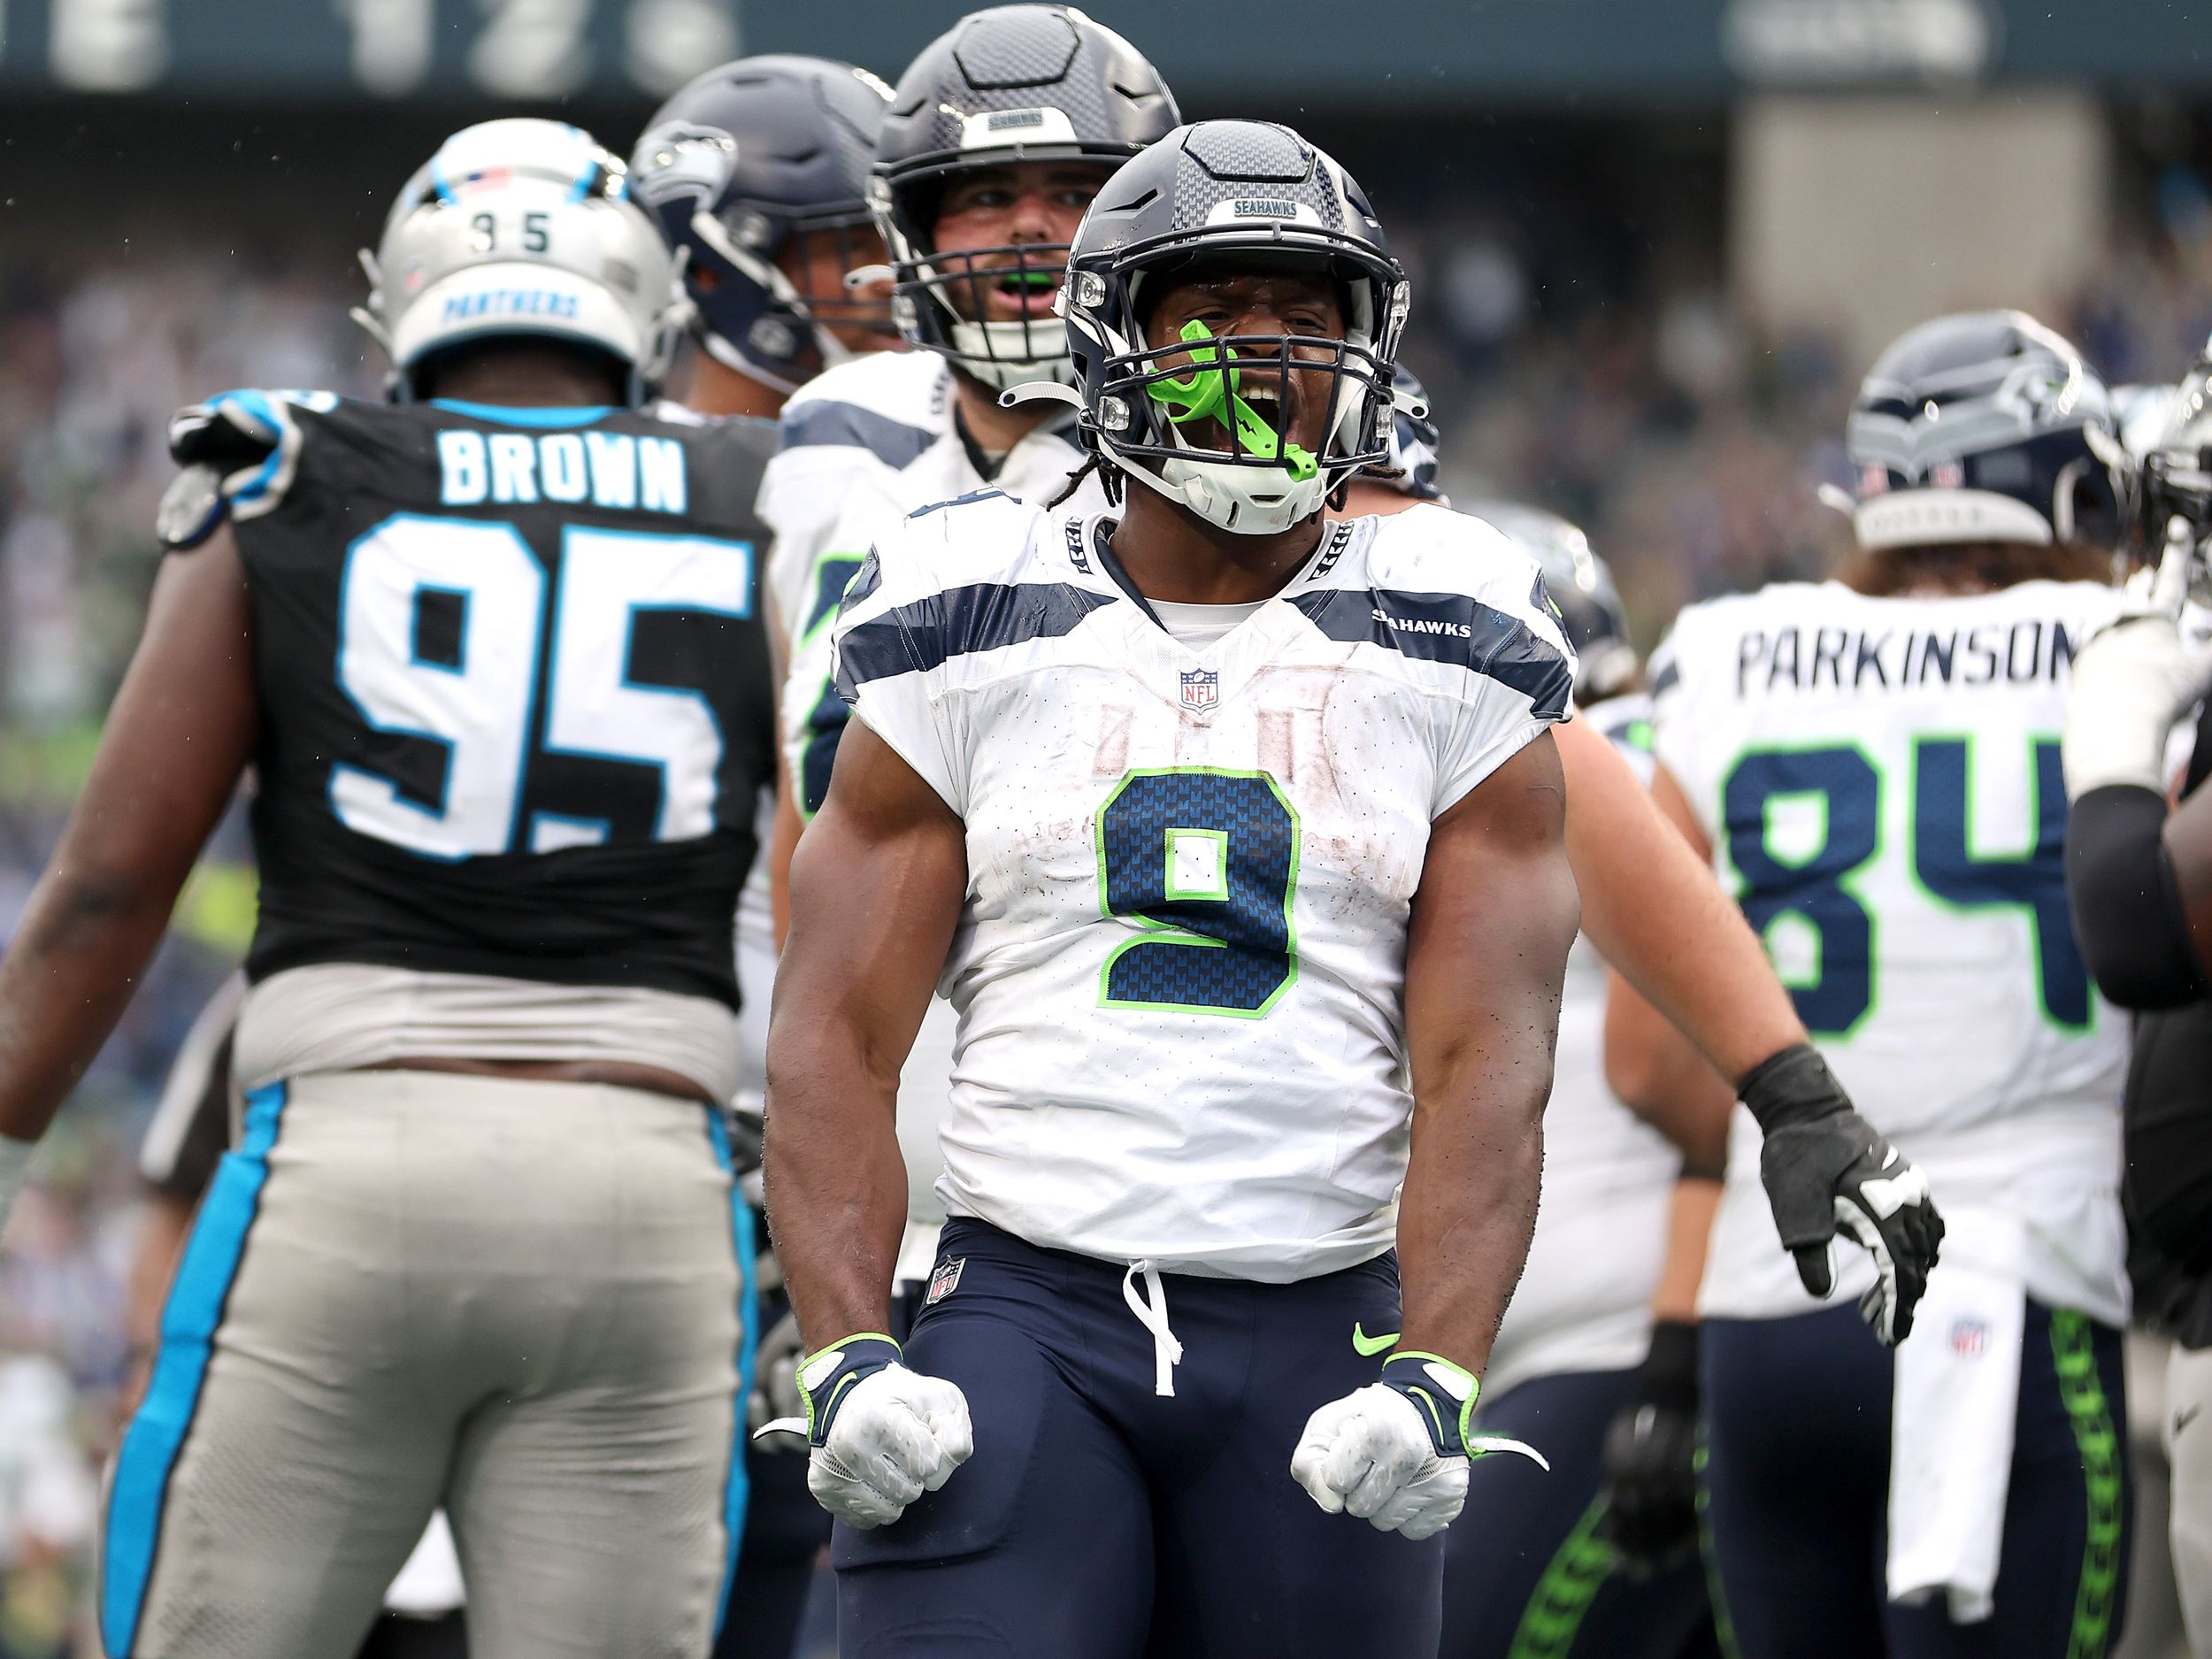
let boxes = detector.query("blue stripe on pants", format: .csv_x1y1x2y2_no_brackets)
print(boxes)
705,1108,760,1639
101,1080,289,1657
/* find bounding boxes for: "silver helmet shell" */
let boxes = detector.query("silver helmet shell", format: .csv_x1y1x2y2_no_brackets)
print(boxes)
358,119,688,403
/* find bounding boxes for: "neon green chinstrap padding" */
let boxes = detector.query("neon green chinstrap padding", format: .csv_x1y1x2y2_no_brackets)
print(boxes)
1142,319,1317,481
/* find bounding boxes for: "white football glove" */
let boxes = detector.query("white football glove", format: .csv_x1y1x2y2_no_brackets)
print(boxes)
762,1334,973,1530
1291,1352,1546,1541
2064,516,2212,799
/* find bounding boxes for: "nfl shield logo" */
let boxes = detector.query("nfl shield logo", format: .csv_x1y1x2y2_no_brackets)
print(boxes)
1950,1317,1987,1357
1179,668,1219,711
925,1257,965,1307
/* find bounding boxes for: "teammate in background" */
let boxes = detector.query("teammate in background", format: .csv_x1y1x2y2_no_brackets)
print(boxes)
757,4,1179,1320
770,120,1580,1656
1337,372,1945,1352
760,3,1177,818
1440,504,1721,1659
2063,348,2212,1652
0,121,776,1659
1340,402,1722,1655
629,58,895,1659
633,54,900,426
1620,311,2137,1657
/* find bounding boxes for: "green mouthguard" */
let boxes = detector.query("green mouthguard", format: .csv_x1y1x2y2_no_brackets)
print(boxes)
1144,319,1317,481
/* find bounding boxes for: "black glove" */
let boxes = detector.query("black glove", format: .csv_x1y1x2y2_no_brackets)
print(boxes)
1601,1319,1701,1572
1739,1042,1944,1344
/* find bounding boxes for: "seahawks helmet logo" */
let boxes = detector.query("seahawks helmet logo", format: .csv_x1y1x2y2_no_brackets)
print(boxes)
630,122,736,211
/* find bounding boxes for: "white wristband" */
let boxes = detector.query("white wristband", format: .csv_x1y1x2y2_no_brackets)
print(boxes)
0,1134,35,1239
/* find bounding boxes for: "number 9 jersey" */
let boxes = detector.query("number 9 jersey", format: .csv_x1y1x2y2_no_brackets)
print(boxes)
1647,576,2132,1325
170,391,777,1015
830,492,1574,1283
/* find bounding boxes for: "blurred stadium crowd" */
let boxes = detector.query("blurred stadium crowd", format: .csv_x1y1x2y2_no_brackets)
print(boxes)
1,106,2211,1659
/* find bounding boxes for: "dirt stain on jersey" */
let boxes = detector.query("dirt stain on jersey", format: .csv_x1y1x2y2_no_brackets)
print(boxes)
1093,703,1133,778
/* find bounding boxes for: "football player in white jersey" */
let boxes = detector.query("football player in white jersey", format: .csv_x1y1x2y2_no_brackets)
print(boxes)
628,58,898,1659
1335,399,1722,1655
1438,504,1722,1659
766,119,1582,1658
759,4,1177,807
1619,311,2137,1657
752,5,1179,1334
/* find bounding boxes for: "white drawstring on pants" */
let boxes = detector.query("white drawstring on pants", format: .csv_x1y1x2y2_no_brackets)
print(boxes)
1120,1260,1184,1398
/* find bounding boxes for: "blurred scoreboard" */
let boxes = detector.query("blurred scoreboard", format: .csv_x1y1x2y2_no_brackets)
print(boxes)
0,0,2207,105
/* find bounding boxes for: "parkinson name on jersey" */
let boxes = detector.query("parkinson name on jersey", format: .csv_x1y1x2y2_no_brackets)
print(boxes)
1728,604,2092,695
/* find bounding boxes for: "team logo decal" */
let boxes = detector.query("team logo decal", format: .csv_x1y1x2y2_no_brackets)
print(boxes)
1179,668,1220,711
924,1256,965,1307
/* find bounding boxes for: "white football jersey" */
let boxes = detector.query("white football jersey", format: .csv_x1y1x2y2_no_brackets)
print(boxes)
1486,693,1681,1400
833,495,1575,1281
760,350,1107,1239
1649,579,2131,1325
759,349,1096,667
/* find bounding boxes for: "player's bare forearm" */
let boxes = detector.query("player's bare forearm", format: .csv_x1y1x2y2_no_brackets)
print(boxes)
1649,1176,1722,1324
1602,966,1733,1172
1563,725,1805,1087
1398,733,1578,1375
764,719,965,1348
0,532,256,1144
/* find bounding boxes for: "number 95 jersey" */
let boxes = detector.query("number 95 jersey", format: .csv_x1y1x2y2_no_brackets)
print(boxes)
180,392,777,1010
831,495,1574,1282
1648,577,2131,1324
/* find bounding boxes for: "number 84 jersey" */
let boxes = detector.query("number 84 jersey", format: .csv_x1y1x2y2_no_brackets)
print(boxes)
1647,577,2131,1324
832,495,1574,1283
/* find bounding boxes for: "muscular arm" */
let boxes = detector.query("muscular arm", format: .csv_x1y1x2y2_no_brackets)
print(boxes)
1397,733,1578,1374
1558,719,1807,1098
763,719,965,1348
0,530,257,1145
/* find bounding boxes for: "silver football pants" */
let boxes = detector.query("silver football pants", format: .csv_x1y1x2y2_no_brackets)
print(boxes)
99,1068,753,1659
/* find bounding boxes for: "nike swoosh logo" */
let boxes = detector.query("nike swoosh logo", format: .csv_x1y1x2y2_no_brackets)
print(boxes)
1352,1324,1400,1356
2178,1404,2202,1437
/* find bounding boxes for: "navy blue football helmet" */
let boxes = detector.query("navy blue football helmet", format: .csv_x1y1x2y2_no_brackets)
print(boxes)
631,55,895,394
1842,311,2124,551
1363,365,1447,503
872,5,1179,391
1056,120,1410,534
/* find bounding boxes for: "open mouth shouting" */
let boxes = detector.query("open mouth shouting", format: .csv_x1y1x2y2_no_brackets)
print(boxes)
974,260,1064,323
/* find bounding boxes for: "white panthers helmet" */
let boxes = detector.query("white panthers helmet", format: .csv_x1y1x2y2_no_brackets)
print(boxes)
357,119,689,403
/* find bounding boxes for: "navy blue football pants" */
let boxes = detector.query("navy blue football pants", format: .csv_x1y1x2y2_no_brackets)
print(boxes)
1440,1367,1718,1659
1701,1302,2130,1659
832,1217,1443,1658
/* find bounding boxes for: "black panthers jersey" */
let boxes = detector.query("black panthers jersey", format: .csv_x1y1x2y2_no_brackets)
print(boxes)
171,393,776,1008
